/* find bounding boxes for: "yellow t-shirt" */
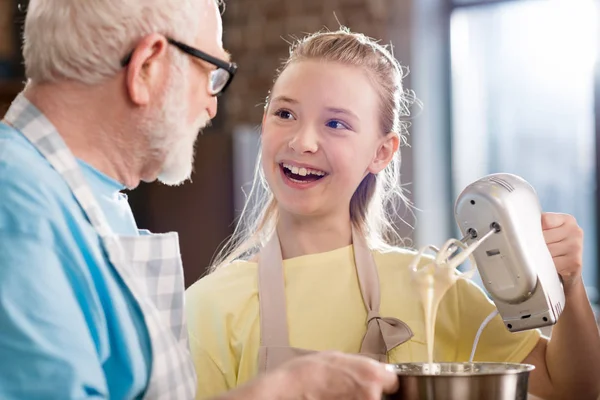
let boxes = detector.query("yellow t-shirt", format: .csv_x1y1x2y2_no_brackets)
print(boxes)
185,245,541,400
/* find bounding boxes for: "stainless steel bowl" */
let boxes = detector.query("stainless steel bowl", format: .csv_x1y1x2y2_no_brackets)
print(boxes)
383,362,535,400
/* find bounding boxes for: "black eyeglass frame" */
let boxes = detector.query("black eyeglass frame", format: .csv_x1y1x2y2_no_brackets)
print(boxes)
120,37,237,96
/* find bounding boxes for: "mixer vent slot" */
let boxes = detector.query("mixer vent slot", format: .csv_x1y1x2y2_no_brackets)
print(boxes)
486,249,501,257
488,177,515,192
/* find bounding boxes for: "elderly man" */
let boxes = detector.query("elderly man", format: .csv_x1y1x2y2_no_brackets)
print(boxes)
0,0,398,399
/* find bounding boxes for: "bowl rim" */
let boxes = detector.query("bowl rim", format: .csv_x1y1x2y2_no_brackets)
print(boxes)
387,362,536,377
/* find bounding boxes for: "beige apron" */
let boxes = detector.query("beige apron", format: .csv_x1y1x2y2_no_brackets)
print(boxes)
257,227,414,372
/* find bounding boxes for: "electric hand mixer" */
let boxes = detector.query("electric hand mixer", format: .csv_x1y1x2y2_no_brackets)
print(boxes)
453,173,565,333
391,173,558,399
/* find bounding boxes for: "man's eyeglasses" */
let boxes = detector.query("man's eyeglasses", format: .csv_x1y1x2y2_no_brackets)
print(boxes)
121,37,237,97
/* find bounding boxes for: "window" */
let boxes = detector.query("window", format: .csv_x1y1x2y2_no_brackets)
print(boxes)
450,0,599,301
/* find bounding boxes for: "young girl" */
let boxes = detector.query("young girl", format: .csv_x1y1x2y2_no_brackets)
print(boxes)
186,29,600,400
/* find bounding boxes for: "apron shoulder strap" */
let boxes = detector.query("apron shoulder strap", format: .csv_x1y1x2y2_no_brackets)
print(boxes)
353,227,414,355
257,233,291,347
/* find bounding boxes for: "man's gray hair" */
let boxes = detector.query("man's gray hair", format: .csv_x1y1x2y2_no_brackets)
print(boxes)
23,0,210,84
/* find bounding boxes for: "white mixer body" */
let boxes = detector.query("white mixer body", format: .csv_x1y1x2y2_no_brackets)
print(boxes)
454,173,565,332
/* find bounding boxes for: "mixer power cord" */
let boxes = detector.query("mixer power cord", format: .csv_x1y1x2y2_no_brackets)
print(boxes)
469,309,500,362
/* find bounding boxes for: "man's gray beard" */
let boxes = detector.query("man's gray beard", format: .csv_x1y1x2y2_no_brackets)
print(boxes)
138,58,211,186
156,110,210,186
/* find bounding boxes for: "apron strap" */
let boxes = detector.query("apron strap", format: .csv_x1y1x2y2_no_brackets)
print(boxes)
257,227,413,353
257,232,291,347
352,228,413,355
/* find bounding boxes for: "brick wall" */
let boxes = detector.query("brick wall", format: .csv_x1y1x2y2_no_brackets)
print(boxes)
222,0,412,130
0,1,15,59
0,1,26,114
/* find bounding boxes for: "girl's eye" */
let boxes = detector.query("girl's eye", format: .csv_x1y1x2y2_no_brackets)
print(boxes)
326,119,350,130
274,109,295,120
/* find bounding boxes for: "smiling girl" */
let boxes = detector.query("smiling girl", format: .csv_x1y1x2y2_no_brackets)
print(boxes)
186,29,600,400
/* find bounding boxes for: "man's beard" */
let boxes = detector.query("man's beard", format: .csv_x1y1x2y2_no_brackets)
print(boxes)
141,59,211,186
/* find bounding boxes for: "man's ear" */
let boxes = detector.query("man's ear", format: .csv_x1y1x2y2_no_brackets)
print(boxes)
124,33,170,106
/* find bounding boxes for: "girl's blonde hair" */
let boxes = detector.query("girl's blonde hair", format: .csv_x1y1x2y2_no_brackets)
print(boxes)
210,28,416,272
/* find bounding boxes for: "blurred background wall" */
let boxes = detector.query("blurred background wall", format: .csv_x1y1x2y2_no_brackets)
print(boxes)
1,0,599,308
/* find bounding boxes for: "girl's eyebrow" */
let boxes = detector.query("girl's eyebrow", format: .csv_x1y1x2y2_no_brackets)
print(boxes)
325,107,359,121
270,95,299,105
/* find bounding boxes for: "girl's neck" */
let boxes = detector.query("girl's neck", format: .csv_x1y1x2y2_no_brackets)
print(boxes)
276,210,353,259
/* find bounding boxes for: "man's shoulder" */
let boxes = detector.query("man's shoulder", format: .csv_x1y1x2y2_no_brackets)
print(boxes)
0,123,81,235
0,122,66,179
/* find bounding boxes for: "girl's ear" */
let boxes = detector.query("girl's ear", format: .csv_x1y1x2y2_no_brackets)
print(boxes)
368,132,400,174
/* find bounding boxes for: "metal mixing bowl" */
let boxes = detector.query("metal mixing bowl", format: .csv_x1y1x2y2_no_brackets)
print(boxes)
383,362,535,400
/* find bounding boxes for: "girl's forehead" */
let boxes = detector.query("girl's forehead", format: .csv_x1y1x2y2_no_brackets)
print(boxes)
270,60,380,116
274,60,368,87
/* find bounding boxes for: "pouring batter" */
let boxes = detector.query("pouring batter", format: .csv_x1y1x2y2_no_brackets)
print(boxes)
186,28,600,400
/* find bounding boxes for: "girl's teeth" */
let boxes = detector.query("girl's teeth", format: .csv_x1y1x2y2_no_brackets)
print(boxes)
283,163,326,177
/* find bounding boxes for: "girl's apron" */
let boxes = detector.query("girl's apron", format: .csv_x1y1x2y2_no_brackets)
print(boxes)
257,227,414,371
